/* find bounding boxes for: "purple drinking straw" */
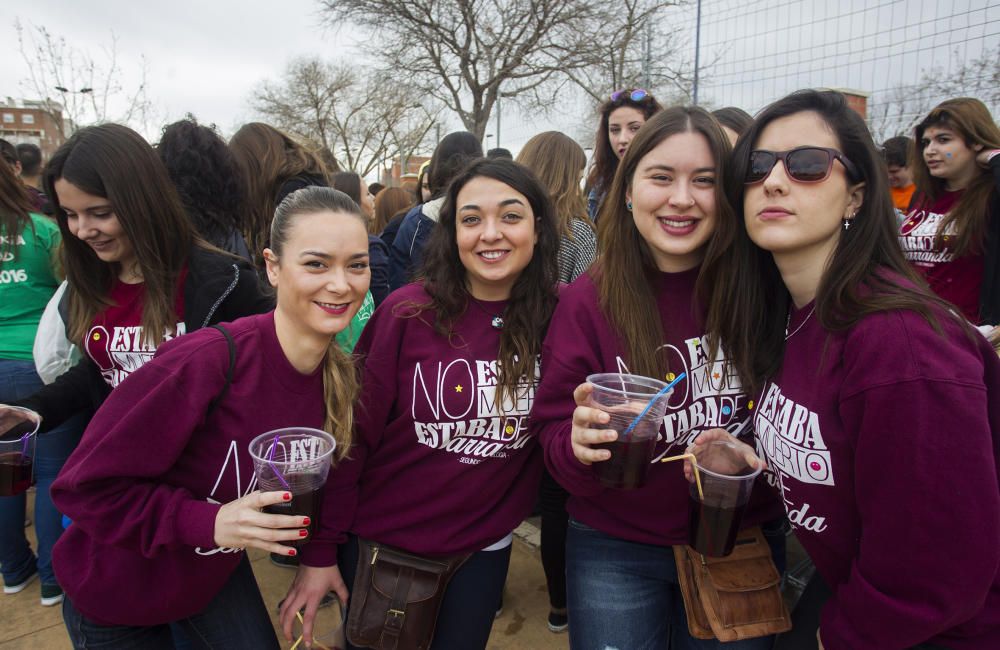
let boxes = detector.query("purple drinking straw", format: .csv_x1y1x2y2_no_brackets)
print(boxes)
266,434,291,490
20,432,30,459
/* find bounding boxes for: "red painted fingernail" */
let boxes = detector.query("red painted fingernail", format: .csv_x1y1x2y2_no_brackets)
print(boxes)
288,548,297,556
302,517,311,526
283,493,291,501
299,529,308,537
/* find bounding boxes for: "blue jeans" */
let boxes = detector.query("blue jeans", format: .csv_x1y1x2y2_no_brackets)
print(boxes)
0,359,86,587
566,518,783,650
62,555,278,649
339,534,511,650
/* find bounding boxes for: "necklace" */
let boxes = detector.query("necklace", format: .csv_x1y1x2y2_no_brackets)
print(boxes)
784,305,816,340
468,297,505,330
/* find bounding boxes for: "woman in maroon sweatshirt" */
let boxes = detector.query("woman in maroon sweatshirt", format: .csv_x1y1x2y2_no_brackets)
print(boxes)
531,106,784,649
46,187,370,649
279,158,560,649
901,97,1000,325
704,89,1000,650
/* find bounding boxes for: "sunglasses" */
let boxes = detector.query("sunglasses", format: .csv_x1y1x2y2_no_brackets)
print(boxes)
746,147,861,185
610,88,648,103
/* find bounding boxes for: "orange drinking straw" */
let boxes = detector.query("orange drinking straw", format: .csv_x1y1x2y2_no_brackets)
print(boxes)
660,453,704,501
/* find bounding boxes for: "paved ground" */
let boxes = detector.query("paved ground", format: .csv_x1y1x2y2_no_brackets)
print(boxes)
1,500,568,649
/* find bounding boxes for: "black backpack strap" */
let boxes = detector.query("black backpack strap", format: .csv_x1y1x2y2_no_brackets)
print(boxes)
206,325,236,417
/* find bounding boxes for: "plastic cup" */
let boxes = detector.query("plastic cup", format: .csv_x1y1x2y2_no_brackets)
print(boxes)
0,407,39,497
687,439,762,557
587,373,672,489
249,427,336,547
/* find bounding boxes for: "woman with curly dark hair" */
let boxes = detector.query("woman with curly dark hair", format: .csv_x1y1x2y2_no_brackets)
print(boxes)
157,117,252,260
280,158,560,649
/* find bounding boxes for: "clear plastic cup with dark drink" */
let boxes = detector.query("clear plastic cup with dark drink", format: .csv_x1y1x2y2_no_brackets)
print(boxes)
0,406,40,497
687,439,762,557
587,373,672,490
249,427,336,547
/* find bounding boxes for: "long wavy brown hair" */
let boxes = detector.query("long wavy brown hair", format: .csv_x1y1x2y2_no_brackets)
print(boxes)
414,158,559,410
268,186,365,461
594,106,735,380
229,123,331,264
516,131,592,239
586,91,663,200
44,123,194,347
911,97,1000,258
0,157,36,259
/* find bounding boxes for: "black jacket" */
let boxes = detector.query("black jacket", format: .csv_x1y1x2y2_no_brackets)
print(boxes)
20,246,273,432
979,156,1000,324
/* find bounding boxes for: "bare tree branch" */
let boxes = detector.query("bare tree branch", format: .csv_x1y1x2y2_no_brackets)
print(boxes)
251,57,439,177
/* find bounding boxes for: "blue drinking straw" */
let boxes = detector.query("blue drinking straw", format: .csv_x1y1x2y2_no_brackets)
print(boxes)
621,372,686,437
266,434,291,490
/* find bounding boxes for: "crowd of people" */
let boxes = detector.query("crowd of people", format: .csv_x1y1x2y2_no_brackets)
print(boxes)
0,87,998,650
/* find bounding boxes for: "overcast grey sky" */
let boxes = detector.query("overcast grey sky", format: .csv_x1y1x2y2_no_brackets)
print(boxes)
4,0,998,160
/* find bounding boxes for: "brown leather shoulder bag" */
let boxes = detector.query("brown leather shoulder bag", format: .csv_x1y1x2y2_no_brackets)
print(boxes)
346,539,471,650
673,526,791,641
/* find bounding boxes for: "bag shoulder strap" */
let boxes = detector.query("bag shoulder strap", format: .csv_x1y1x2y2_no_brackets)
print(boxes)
206,324,236,416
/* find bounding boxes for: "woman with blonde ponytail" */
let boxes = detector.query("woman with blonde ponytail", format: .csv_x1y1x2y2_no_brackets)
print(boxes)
40,186,370,648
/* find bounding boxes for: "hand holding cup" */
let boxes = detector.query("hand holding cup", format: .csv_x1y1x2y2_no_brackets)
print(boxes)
570,382,615,465
213,490,310,556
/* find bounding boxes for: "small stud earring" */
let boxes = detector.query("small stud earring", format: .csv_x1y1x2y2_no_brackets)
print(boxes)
626,200,633,211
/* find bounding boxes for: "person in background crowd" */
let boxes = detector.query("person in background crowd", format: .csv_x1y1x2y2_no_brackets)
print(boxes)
417,160,432,203
389,132,483,291
46,187,370,649
157,117,253,260
229,123,333,268
229,123,374,359
707,89,1000,650
8,122,271,447
532,107,784,650
318,147,342,175
487,148,513,160
373,187,415,243
367,182,385,198
899,97,1000,326
882,135,916,213
15,143,51,215
280,158,560,649
0,140,22,176
0,158,85,608
712,106,754,146
514,130,596,633
585,89,663,222
331,171,390,307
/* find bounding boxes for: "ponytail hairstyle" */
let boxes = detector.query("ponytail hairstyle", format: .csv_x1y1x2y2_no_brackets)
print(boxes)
269,186,367,461
912,97,1000,257
44,123,195,347
417,158,560,411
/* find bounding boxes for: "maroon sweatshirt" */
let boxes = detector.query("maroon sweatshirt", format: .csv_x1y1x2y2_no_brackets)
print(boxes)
757,298,1000,649
300,283,543,567
51,311,325,626
531,268,782,547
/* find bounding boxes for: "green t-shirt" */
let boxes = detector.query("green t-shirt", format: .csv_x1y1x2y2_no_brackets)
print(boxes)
0,214,61,360
335,290,375,353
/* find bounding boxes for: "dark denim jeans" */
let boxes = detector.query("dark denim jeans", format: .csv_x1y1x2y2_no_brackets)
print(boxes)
0,359,86,588
62,555,278,649
566,518,785,650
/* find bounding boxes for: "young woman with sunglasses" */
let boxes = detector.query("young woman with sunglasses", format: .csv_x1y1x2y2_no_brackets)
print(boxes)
901,98,1000,326
279,158,560,649
704,89,1000,650
48,187,369,649
586,88,663,222
532,106,784,649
